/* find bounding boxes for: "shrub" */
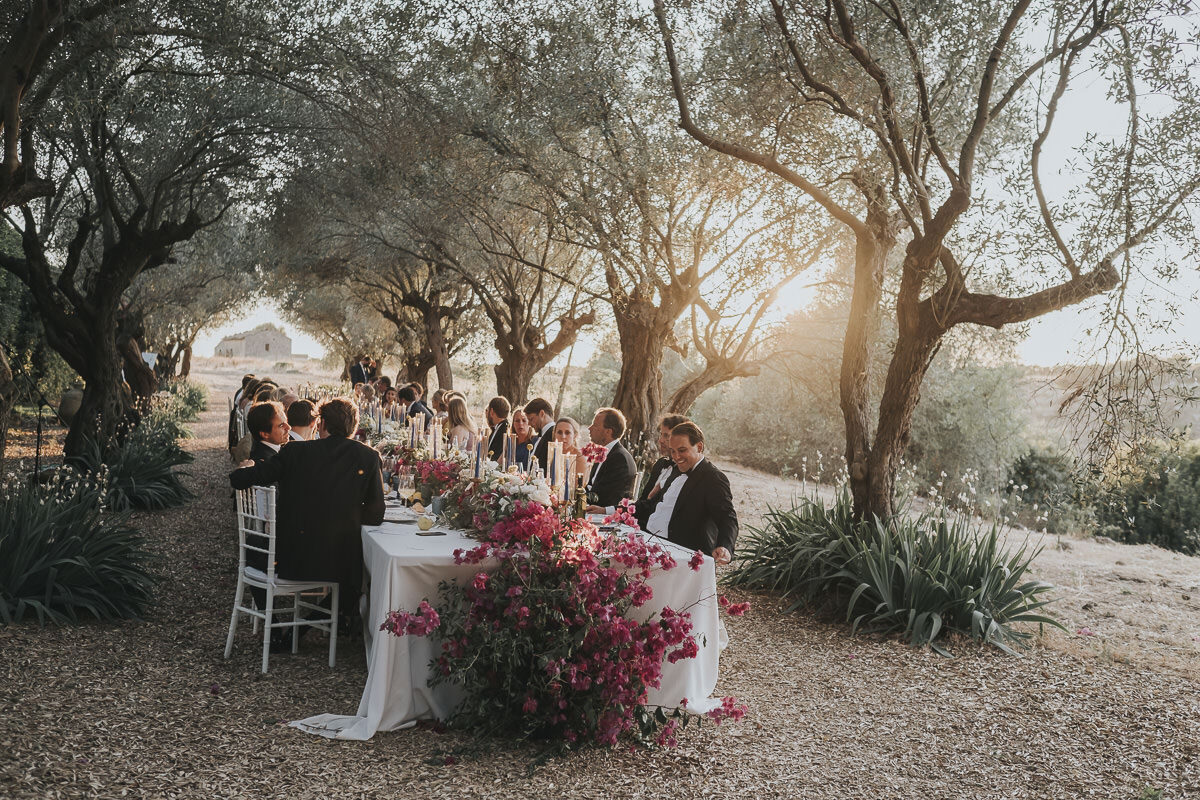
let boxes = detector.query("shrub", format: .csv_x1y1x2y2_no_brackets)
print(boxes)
69,410,193,511
159,378,208,421
725,489,1062,653
0,468,155,625
1004,447,1090,533
1091,443,1200,554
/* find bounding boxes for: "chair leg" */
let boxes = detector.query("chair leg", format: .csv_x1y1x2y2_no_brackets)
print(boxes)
261,587,275,674
292,594,300,654
224,576,244,659
329,585,340,668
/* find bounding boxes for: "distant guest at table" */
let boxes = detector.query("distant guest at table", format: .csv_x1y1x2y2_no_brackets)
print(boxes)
510,407,535,469
230,397,386,634
553,416,589,480
638,414,689,504
583,407,636,513
484,396,510,460
523,397,556,469
636,422,737,565
287,399,318,441
446,395,479,450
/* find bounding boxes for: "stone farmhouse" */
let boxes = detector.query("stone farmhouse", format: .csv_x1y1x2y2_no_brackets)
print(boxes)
213,323,292,359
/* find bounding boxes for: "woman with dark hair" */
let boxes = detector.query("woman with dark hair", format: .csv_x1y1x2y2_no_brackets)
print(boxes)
510,408,534,469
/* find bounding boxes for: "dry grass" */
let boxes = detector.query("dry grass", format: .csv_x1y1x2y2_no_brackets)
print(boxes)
2,374,1198,799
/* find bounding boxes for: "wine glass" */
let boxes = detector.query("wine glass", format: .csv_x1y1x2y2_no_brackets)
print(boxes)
397,470,417,508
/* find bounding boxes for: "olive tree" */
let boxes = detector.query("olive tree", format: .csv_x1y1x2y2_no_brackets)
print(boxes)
655,0,1200,518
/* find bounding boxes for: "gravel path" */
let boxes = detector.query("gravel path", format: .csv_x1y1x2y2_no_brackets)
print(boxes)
2,395,1198,799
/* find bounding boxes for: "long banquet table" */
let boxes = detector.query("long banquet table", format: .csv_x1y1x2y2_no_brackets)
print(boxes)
291,516,727,740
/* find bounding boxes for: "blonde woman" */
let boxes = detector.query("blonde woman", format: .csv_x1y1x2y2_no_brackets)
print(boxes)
447,395,479,450
553,417,589,479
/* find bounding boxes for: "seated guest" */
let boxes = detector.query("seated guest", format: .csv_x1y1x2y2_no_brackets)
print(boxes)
446,395,478,449
583,407,636,512
228,374,256,450
279,391,299,410
430,388,448,416
510,407,534,469
484,396,510,459
638,414,689,504
635,422,737,565
244,400,289,464
404,383,434,421
230,397,386,635
360,383,376,404
553,416,589,480
286,399,318,441
398,385,432,425
381,386,398,410
375,376,392,394
523,397,556,469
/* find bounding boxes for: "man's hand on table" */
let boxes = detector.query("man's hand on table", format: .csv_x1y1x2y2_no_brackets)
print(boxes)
712,547,732,565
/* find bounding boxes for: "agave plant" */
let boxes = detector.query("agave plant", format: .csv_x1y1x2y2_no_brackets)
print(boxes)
0,470,155,625
726,488,1063,653
69,411,193,511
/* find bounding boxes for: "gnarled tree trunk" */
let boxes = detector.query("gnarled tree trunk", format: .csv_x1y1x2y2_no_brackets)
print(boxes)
0,346,14,472
611,301,674,442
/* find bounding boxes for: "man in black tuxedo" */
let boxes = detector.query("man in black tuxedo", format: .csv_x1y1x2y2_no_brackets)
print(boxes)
245,400,290,464
637,413,689,504
636,422,737,564
583,407,637,512
399,385,433,425
484,396,510,460
230,397,386,631
524,397,556,470
348,355,369,387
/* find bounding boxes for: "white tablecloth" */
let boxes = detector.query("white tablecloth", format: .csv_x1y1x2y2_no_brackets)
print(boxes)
292,519,726,740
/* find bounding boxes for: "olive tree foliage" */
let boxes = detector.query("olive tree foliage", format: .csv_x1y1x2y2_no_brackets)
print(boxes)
361,144,601,404
124,214,258,380
264,151,486,392
271,277,400,381
655,0,1200,518
444,0,829,438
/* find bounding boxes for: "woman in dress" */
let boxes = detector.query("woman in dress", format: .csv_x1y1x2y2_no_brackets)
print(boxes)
446,395,479,450
510,408,534,469
554,417,589,480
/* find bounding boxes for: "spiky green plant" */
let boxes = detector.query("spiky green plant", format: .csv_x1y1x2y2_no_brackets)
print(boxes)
0,469,155,625
725,489,1063,653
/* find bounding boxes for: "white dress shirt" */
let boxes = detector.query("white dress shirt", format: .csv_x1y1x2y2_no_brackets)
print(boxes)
646,456,704,537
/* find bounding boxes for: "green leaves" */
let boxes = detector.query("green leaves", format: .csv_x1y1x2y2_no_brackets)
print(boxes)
725,488,1065,654
0,471,155,626
68,408,194,512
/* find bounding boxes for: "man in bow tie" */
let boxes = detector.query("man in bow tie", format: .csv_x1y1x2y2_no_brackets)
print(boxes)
636,422,737,565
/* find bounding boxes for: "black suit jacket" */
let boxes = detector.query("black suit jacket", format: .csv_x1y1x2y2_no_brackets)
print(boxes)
248,438,280,465
486,419,509,460
229,436,385,594
636,458,738,556
587,440,636,507
531,423,554,471
407,399,433,424
637,457,673,504
349,363,368,386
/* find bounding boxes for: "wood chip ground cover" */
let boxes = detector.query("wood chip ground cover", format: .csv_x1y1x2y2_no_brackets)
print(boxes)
2,368,1197,798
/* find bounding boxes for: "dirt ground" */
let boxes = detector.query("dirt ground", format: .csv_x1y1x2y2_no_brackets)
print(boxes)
2,361,1197,799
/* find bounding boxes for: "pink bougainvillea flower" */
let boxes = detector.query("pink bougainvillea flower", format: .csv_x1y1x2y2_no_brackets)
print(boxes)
688,551,705,571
